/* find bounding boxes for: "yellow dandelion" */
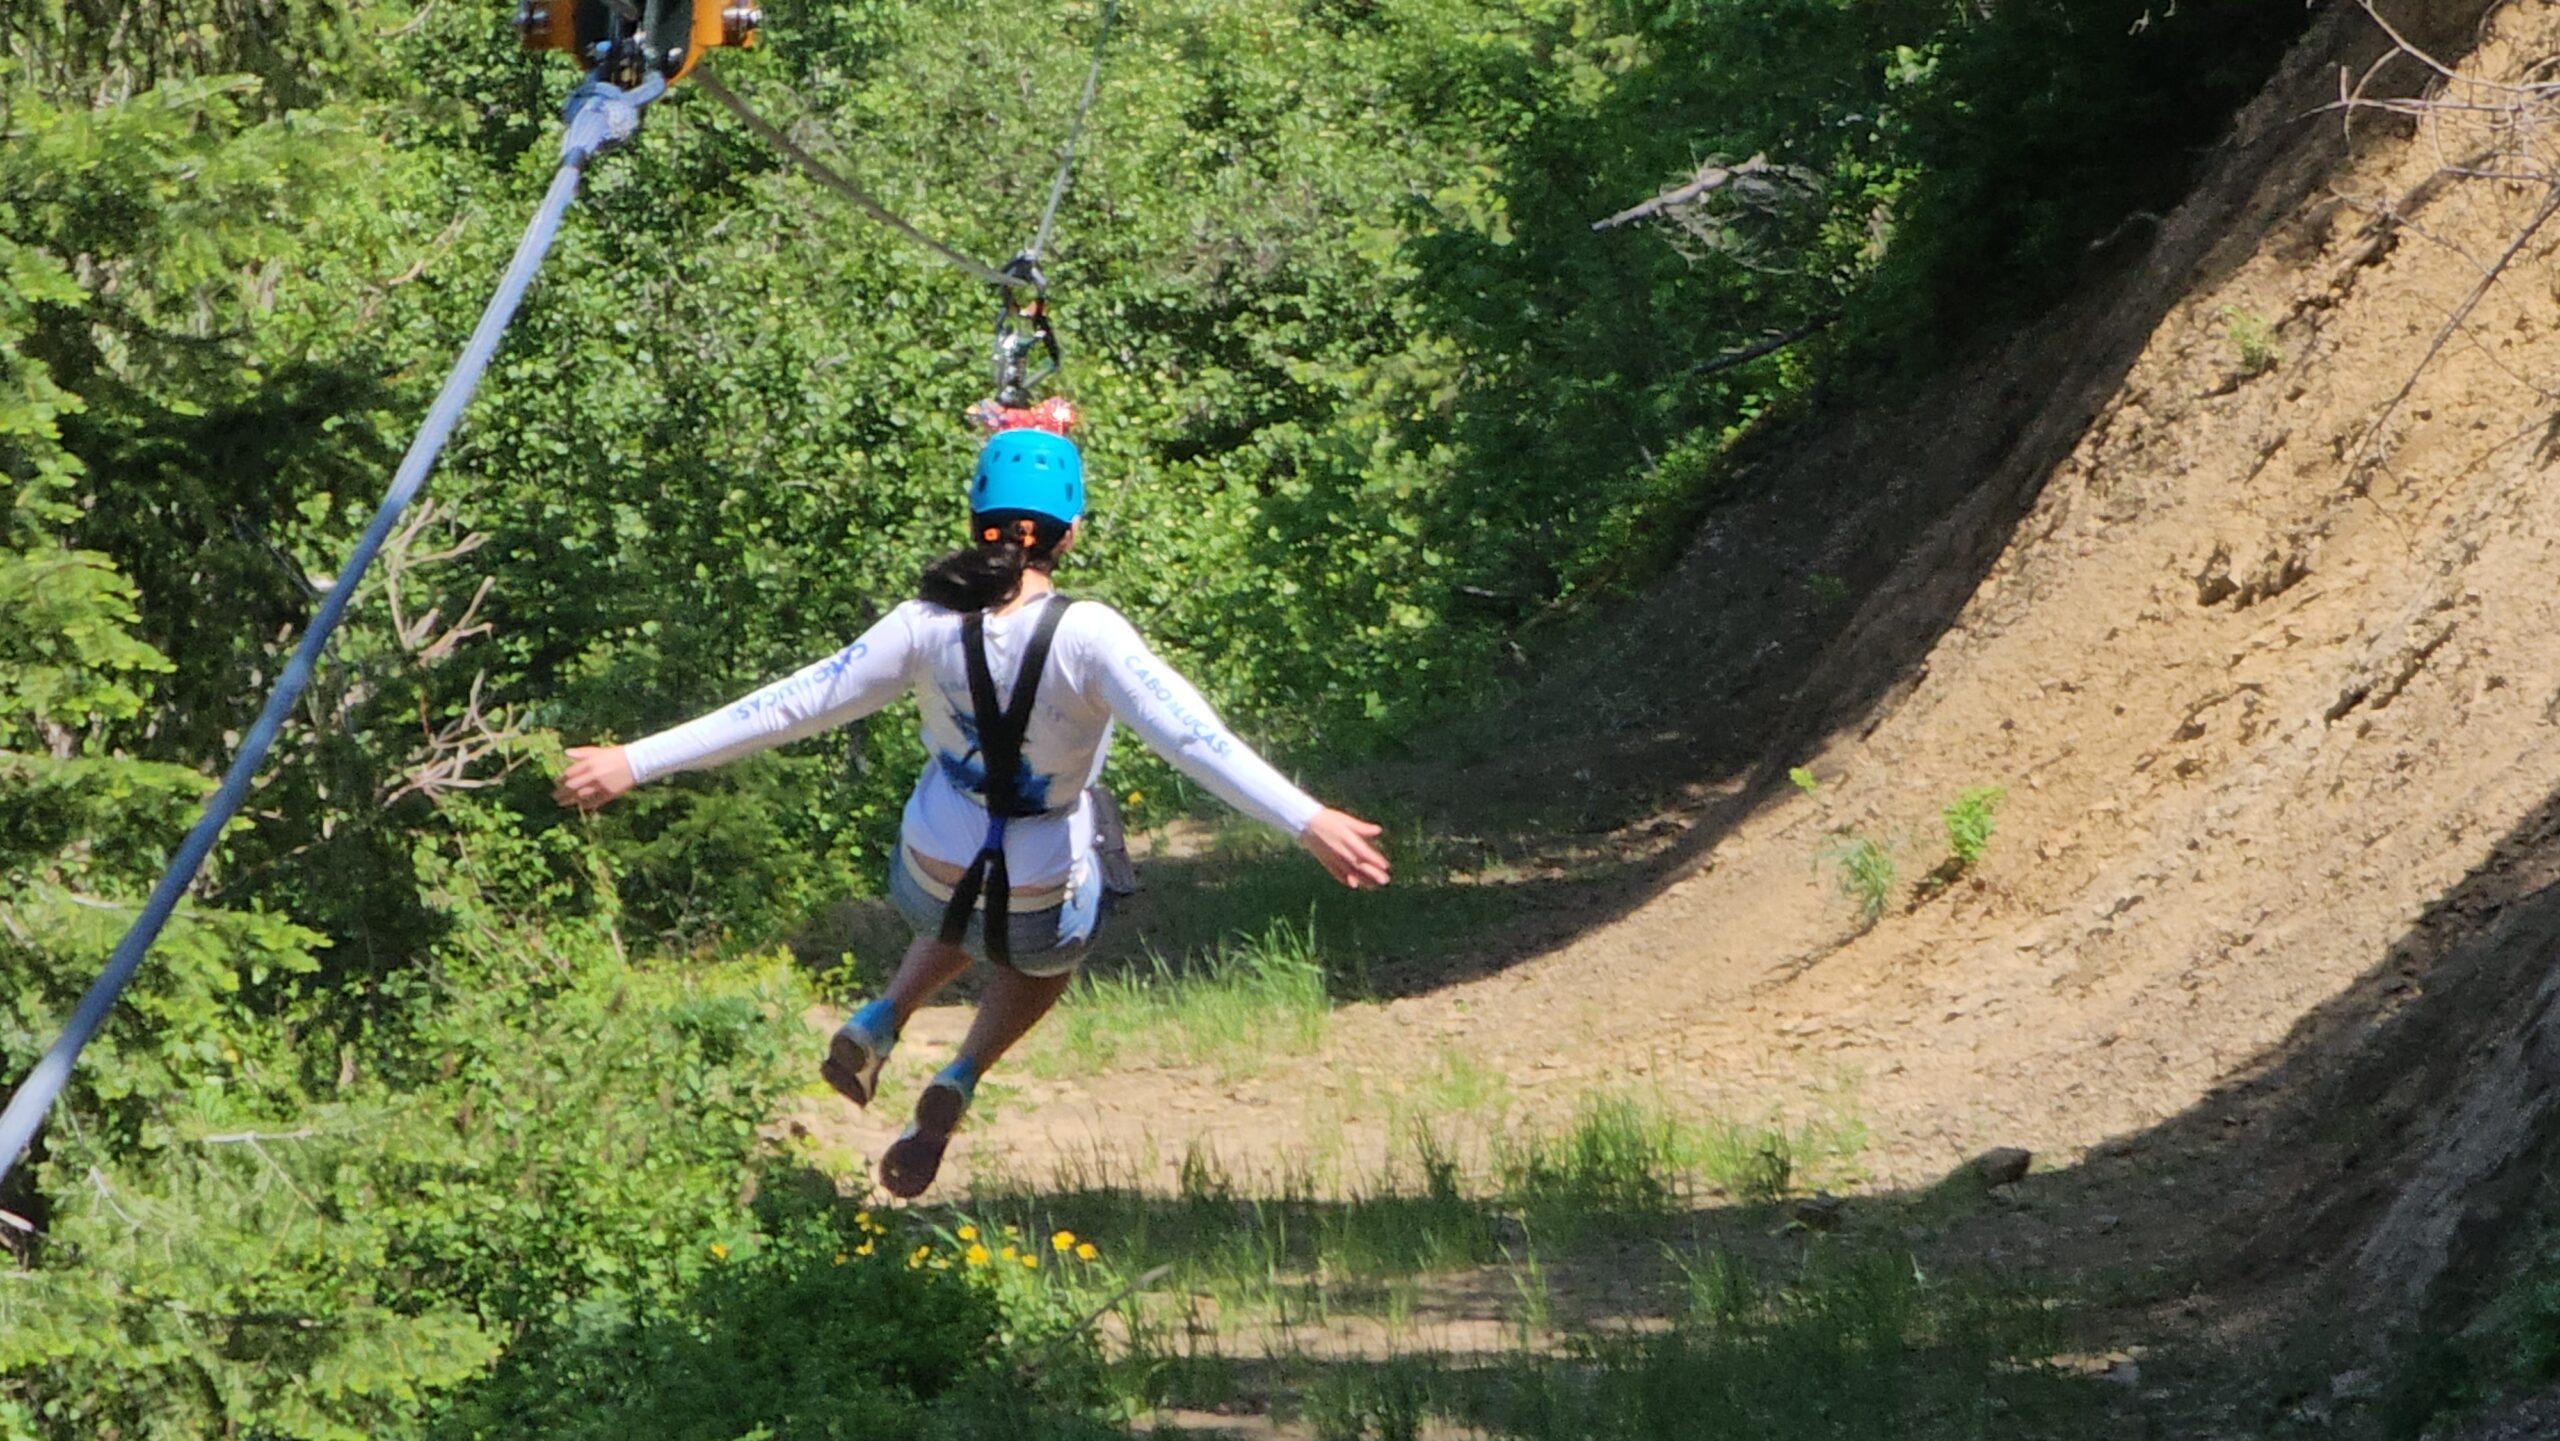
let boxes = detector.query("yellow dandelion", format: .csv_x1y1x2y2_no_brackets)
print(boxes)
855,1211,873,1228
964,1243,990,1266
1125,790,1144,806
1076,1242,1098,1261
1051,1230,1076,1253
1021,1253,1039,1270
909,1244,931,1268
855,1240,875,1257
956,1224,979,1242
709,1243,729,1261
833,1251,848,1266
1000,1245,1019,1262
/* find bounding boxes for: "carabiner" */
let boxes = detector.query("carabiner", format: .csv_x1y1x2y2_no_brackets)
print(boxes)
991,254,1062,408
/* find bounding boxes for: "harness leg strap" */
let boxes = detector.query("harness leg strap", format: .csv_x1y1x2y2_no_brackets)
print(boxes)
937,596,1072,968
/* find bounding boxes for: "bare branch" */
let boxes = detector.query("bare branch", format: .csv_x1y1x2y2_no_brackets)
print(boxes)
2326,2,2560,477
1690,315,1838,379
1593,154,1827,270
382,671,532,807
195,1129,318,1145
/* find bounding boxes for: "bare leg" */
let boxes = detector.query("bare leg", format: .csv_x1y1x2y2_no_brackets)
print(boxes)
881,935,973,1027
954,965,1075,1071
879,964,1074,1199
825,936,971,1108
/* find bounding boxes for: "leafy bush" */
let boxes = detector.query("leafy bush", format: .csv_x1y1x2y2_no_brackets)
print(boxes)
1822,832,1899,923
1941,786,2006,872
439,1211,1116,1441
0,936,815,1440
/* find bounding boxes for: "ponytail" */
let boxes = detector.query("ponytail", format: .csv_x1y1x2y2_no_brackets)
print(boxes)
918,510,1070,612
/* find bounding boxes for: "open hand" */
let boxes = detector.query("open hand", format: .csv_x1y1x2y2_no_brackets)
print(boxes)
1300,808,1391,890
552,745,636,813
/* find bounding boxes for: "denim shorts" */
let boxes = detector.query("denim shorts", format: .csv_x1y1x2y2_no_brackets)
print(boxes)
888,850,1103,978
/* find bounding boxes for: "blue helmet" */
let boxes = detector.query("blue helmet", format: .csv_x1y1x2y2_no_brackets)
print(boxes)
969,429,1085,525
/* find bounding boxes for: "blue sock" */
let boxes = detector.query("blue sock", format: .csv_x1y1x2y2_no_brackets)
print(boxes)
935,1055,982,1097
851,998,900,1042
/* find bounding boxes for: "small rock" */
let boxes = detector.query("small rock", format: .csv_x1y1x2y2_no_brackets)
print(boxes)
1975,1147,2034,1187
1790,1193,1845,1231
2103,1359,2141,1389
2093,1213,2122,1234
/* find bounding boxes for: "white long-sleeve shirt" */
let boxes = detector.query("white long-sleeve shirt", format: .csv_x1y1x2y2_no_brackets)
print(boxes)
622,594,1323,888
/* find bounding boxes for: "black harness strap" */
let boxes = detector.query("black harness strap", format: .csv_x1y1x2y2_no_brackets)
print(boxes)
939,594,1073,966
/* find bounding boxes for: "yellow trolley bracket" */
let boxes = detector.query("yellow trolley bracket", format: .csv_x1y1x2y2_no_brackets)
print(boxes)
517,0,759,87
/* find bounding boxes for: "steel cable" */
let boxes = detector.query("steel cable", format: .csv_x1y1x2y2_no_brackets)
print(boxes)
0,73,665,1189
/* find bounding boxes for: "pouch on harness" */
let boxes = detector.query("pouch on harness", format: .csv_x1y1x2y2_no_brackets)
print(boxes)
940,595,1074,966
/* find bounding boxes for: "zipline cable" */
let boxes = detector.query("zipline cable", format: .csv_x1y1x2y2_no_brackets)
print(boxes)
0,73,665,1191
692,70,1025,290
1025,0,1121,266
699,0,1121,289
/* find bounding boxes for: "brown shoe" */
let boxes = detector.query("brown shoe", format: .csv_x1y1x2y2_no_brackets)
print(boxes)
878,1075,969,1198
820,1020,889,1107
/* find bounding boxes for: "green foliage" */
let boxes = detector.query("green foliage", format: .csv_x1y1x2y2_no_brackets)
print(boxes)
1786,766,1819,797
440,1210,1114,1441
1941,785,2006,872
0,937,814,1441
1822,831,1899,923
2376,1220,2560,1436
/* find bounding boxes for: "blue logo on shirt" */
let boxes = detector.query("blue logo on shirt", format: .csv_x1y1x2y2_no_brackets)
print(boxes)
1122,656,1233,757
939,710,1055,812
727,640,869,721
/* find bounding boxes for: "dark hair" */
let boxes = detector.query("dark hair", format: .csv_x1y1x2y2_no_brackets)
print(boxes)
917,510,1071,611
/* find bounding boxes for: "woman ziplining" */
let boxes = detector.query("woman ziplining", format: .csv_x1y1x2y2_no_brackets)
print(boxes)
539,0,1387,1200
549,424,1393,1197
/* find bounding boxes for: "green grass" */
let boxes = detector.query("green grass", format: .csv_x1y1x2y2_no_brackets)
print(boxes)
1108,811,1530,991
938,1095,2120,1441
1395,1045,1516,1128
1024,919,1331,1081
1288,1243,2089,1441
2221,304,2283,375
967,1097,1864,1322
1496,1094,1865,1245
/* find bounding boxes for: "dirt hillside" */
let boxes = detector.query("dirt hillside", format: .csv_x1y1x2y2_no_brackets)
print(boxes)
811,0,2560,1402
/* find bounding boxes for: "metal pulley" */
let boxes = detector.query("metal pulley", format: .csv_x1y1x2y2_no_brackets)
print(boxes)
517,0,759,87
989,254,1062,410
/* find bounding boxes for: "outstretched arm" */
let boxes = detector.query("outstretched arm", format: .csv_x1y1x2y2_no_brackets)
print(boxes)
552,607,917,814
1086,612,1390,889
